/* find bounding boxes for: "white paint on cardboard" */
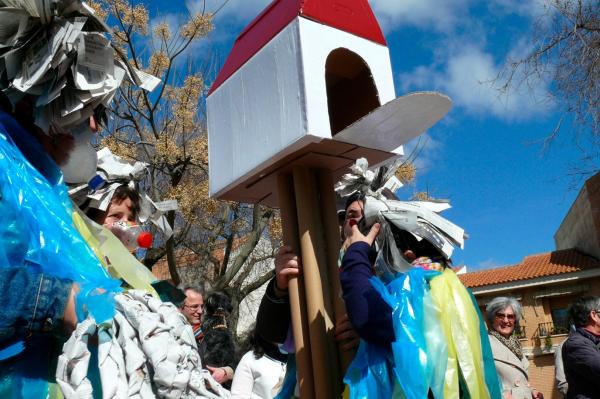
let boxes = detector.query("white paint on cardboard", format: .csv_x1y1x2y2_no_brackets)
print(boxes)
207,19,307,197
334,92,452,151
297,17,396,139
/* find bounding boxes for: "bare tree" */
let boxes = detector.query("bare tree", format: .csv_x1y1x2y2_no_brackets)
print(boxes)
498,0,600,172
90,0,282,332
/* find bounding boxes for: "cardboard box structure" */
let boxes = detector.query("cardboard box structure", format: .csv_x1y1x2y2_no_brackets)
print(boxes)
207,0,451,205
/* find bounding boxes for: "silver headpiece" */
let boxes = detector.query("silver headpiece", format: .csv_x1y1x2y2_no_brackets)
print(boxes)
69,147,177,238
335,158,466,276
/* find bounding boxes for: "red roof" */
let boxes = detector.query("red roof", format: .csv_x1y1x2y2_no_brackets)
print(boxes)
459,249,600,288
208,0,386,95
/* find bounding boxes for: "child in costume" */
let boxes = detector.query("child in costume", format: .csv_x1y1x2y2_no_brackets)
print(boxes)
336,158,502,399
0,1,229,397
257,158,502,398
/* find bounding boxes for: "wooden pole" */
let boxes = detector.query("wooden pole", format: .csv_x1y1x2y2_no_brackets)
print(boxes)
293,166,340,399
276,173,315,398
317,169,355,375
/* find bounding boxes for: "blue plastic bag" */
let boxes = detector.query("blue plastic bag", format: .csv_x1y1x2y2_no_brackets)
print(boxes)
344,339,394,399
0,111,121,324
372,268,445,399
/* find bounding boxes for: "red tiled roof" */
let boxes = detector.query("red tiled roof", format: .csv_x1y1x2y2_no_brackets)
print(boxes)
459,248,600,288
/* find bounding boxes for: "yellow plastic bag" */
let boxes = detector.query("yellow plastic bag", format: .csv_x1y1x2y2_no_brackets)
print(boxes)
429,269,490,399
72,207,159,298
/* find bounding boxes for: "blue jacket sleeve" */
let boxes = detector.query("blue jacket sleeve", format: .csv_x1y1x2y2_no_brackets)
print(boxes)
0,267,72,346
340,242,394,347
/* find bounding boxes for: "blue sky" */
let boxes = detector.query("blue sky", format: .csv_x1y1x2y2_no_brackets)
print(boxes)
146,0,590,270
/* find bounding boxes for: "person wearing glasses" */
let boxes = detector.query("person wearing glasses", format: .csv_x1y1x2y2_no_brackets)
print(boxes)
179,285,206,331
486,297,543,399
178,285,235,384
561,296,600,399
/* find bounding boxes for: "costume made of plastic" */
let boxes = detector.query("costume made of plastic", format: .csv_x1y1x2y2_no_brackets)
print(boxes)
0,110,232,398
257,158,502,398
0,109,121,397
341,241,501,398
336,158,502,399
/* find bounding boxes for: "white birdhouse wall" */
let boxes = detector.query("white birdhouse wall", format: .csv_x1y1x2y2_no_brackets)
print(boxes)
207,16,396,199
298,17,396,139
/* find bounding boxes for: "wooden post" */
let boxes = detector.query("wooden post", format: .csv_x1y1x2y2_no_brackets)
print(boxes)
276,173,315,398
317,169,355,375
293,166,340,399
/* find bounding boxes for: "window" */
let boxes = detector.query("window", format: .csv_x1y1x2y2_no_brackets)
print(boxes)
549,295,573,334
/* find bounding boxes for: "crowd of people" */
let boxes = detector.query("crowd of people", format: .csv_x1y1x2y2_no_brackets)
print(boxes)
172,188,600,399
0,3,598,399
1,92,600,397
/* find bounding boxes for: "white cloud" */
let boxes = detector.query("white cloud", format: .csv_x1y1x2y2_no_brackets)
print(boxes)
369,0,471,32
488,0,549,19
399,45,554,121
477,258,504,269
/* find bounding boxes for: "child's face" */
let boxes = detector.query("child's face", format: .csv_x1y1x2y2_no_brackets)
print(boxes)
342,200,364,240
102,198,136,227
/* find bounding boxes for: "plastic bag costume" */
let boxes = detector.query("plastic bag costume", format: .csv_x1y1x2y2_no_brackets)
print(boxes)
336,159,502,399
0,0,229,396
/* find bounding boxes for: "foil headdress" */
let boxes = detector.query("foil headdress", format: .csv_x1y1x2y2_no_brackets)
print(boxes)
0,0,159,130
335,158,466,278
69,147,177,238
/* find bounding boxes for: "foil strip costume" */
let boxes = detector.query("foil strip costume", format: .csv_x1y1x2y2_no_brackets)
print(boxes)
0,1,228,397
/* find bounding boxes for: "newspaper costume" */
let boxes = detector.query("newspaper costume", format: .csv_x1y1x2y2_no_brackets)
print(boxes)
335,158,501,399
335,158,465,279
0,0,160,184
0,0,159,131
57,291,231,399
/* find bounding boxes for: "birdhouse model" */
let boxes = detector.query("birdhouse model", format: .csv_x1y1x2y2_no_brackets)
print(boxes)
207,0,451,205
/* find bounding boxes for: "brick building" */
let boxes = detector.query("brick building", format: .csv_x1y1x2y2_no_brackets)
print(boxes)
459,171,600,399
555,172,600,260
460,250,600,398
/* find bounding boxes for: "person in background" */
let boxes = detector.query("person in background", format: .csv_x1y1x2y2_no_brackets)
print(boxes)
554,339,568,397
486,297,543,399
231,324,287,399
179,285,205,341
178,285,234,385
562,296,600,399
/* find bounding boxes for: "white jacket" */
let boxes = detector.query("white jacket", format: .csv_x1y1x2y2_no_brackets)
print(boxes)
230,351,287,399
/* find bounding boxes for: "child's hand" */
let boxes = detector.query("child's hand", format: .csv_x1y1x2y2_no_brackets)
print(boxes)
344,221,380,248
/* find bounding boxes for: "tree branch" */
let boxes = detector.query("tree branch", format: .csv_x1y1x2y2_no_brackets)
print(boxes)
241,269,275,298
220,206,273,285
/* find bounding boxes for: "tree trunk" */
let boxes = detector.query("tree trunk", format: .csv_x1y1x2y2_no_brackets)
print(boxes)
166,210,181,285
